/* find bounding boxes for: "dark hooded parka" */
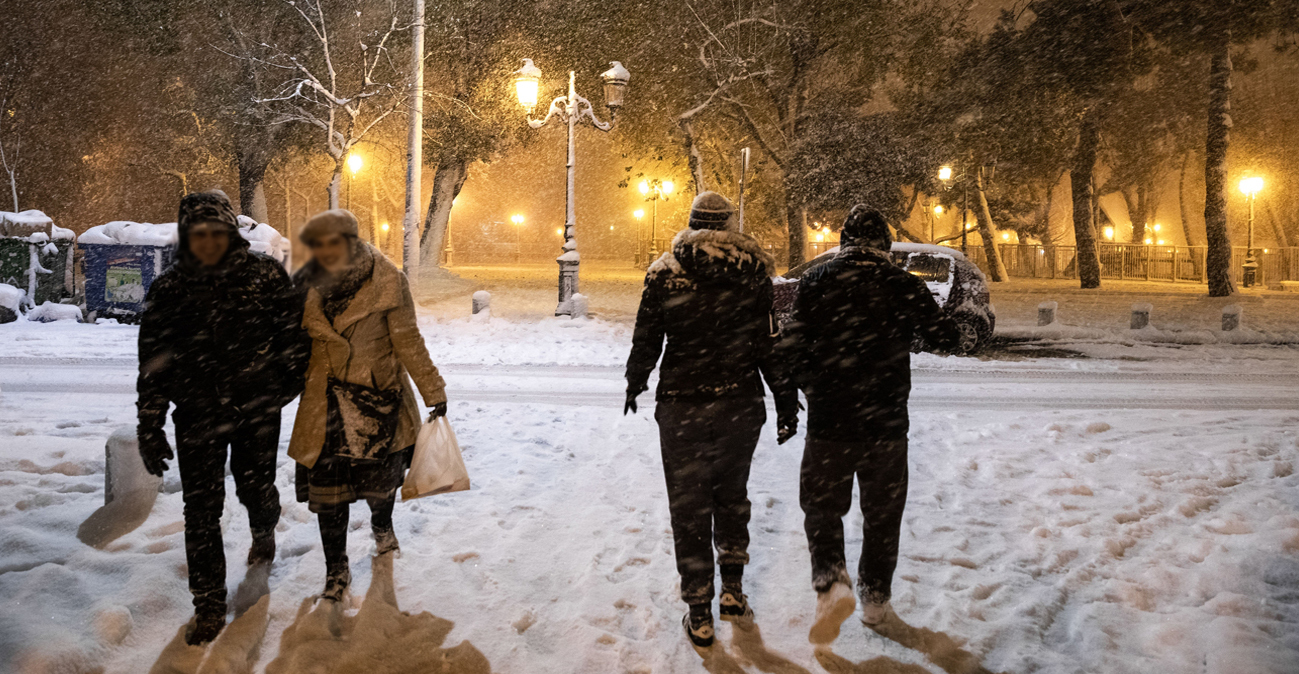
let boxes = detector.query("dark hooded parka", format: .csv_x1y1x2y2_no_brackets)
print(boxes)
136,190,308,618
626,191,796,609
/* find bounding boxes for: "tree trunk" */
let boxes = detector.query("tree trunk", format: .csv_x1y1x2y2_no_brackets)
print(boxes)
1203,26,1235,297
1178,151,1196,246
786,199,807,268
328,167,342,210
418,155,468,270
1122,187,1144,243
973,168,1008,281
1071,106,1103,288
680,118,707,195
893,188,925,243
237,146,270,223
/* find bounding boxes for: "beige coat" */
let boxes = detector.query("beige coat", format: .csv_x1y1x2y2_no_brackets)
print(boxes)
289,248,447,468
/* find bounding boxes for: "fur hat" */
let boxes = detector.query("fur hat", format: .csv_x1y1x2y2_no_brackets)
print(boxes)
841,204,891,250
178,190,238,234
688,191,736,231
300,209,360,243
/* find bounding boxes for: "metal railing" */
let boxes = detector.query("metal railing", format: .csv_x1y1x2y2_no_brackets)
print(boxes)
966,244,1299,286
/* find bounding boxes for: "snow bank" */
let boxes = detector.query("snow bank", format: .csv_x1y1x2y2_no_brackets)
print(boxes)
0,282,22,312
237,217,291,266
0,209,54,238
25,301,83,322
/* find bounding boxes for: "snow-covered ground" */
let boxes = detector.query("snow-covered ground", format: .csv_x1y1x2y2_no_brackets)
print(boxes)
2,307,1298,674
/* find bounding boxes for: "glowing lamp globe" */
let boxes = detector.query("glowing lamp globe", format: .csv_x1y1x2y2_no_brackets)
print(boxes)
638,181,650,195
599,61,630,110
347,153,363,175
513,59,542,110
938,166,953,181
1239,176,1263,197
661,180,675,195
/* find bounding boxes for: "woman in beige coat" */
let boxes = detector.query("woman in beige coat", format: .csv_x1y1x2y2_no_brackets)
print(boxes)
290,209,447,600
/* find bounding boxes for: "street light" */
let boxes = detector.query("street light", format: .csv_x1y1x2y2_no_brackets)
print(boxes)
1239,176,1264,287
1103,226,1115,241
512,58,629,316
639,178,674,259
346,153,363,209
511,214,526,262
938,165,953,182
938,164,970,253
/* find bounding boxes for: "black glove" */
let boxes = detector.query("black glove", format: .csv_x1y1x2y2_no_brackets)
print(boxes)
138,425,173,477
624,385,647,416
427,402,448,421
775,394,803,445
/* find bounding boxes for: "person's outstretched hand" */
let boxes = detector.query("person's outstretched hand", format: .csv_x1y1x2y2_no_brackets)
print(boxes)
427,402,448,422
138,425,173,477
775,394,803,445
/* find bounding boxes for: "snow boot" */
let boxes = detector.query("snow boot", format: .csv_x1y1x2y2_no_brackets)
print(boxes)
859,589,891,627
247,529,275,566
185,605,226,646
320,566,351,603
809,581,856,645
683,605,715,648
719,590,754,623
374,527,400,556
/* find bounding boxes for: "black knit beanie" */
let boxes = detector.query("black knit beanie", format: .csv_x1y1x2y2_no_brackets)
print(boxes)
178,190,239,234
841,204,891,250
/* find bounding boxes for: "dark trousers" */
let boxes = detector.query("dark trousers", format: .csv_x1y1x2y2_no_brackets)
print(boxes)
656,396,765,605
800,434,908,604
173,403,282,613
317,492,396,573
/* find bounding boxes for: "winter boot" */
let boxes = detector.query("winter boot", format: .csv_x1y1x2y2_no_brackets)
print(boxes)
719,564,751,622
320,566,351,603
859,588,891,627
683,604,715,648
809,580,856,645
185,595,226,646
247,529,275,566
374,527,400,556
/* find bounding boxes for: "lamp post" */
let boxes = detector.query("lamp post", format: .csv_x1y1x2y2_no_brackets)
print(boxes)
346,153,363,211
639,178,675,259
938,164,970,254
1239,176,1263,287
512,58,629,316
511,213,526,262
633,208,645,266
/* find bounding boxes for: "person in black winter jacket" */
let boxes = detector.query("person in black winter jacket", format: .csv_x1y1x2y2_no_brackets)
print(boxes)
779,205,959,645
625,191,799,648
136,190,309,645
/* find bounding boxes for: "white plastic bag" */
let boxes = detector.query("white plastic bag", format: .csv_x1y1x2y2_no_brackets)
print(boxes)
401,416,470,500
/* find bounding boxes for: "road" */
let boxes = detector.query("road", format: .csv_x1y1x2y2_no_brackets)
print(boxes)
3,357,1295,411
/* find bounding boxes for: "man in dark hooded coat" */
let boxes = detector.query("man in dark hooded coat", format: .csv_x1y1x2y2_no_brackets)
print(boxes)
136,190,309,645
780,205,959,645
625,191,799,648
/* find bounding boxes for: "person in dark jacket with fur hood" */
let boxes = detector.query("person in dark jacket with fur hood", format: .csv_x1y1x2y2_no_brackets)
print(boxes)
625,191,799,648
779,205,959,645
136,190,309,645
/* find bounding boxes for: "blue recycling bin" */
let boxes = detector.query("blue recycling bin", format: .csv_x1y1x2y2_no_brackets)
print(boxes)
79,244,174,322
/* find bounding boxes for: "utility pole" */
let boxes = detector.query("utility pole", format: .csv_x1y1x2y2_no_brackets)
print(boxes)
401,0,425,279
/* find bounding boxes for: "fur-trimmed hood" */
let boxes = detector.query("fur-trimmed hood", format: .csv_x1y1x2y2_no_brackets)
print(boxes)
647,227,774,283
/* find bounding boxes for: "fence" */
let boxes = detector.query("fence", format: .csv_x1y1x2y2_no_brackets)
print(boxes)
968,243,1299,286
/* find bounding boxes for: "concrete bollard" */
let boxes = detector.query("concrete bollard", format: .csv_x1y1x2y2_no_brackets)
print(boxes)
471,290,491,315
570,293,589,319
1038,301,1057,327
1221,304,1242,332
1130,303,1152,330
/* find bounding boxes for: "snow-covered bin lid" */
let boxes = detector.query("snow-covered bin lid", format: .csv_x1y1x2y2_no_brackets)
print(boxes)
79,221,179,247
890,242,967,260
0,210,55,239
237,217,291,265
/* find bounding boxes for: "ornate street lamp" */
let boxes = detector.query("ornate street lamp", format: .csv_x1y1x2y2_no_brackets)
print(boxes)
1239,176,1264,287
346,153,363,210
512,58,629,315
639,178,674,259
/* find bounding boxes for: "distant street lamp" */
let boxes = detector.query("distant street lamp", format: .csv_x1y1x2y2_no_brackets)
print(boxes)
1239,176,1264,287
346,153,363,210
512,58,630,315
639,178,674,258
511,213,526,261
938,164,970,254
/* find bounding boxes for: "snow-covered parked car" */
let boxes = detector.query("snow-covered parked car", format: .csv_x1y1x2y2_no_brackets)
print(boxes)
773,242,995,355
